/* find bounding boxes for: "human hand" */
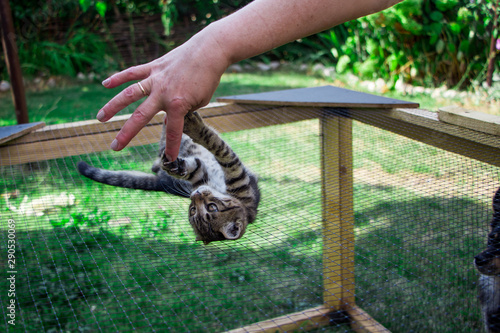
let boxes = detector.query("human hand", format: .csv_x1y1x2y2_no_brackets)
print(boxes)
96,31,229,162
96,0,402,162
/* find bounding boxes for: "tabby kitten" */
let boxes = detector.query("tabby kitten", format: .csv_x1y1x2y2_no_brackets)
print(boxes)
78,111,260,244
475,187,500,333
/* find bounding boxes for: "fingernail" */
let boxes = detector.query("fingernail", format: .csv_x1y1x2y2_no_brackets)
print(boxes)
111,139,121,151
102,78,111,87
165,153,173,162
96,110,105,121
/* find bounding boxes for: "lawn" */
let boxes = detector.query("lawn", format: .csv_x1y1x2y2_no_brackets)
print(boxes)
0,70,470,127
0,71,497,332
0,71,335,126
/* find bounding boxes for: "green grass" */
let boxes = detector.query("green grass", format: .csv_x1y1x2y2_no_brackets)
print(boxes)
0,71,331,126
0,71,496,332
0,120,329,332
0,69,458,127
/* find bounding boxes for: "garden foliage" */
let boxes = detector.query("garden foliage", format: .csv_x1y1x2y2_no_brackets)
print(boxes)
1,0,498,89
320,0,499,88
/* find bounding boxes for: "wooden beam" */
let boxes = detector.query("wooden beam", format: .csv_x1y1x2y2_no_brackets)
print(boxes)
347,306,390,333
3,112,166,146
320,111,355,309
348,107,500,168
438,105,500,136
2,104,304,146
0,104,320,166
0,0,28,124
224,305,387,333
202,105,320,133
0,122,163,166
224,305,336,333
338,116,355,306
321,115,342,309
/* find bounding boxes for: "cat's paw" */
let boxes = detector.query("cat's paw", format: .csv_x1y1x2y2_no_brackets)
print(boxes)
161,152,188,178
183,111,205,138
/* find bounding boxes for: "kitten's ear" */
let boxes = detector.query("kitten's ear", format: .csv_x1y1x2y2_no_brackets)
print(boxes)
220,221,243,240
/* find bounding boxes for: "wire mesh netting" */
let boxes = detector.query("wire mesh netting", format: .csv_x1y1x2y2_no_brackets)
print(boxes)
0,106,497,332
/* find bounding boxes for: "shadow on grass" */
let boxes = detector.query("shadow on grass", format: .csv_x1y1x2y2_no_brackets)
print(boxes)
0,185,489,332
0,225,328,332
0,117,492,332
353,185,487,333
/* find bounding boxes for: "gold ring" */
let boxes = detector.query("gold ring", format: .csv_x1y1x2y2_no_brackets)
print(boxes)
137,82,148,96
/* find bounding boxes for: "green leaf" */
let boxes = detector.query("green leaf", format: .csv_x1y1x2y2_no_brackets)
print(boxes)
366,39,378,56
358,58,379,78
96,2,107,17
459,40,469,53
387,54,399,71
330,47,339,58
430,34,439,45
336,55,351,74
457,7,471,22
449,22,461,35
430,11,443,22
435,0,458,11
79,0,91,12
447,42,456,54
400,17,423,34
428,22,443,36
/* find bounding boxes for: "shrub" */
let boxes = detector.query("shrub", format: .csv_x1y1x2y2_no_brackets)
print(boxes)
16,29,118,77
1,0,497,88
299,0,499,88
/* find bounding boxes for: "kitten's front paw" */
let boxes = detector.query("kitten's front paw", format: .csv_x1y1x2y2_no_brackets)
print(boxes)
183,111,205,139
161,152,188,178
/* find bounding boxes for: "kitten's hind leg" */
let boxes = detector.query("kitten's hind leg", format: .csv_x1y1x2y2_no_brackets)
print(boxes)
182,111,205,141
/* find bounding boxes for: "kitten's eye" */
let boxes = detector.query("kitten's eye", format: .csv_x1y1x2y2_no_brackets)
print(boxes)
189,206,196,216
207,203,218,212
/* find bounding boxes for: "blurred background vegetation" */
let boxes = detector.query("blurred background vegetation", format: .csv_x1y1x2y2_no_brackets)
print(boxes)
1,0,498,91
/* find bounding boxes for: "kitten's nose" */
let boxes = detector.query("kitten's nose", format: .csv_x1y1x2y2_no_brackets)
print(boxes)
191,190,202,199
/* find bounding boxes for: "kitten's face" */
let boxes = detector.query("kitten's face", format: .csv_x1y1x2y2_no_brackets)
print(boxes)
189,185,248,244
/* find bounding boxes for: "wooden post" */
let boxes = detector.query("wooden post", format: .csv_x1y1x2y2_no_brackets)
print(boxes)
321,110,355,309
0,0,29,124
321,109,390,333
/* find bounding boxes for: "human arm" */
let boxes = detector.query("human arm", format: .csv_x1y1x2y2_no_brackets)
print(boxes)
97,0,403,161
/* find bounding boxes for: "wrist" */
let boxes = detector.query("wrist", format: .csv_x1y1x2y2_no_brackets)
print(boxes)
189,23,234,75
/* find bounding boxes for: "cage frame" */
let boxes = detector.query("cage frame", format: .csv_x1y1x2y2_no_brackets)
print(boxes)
1,88,500,332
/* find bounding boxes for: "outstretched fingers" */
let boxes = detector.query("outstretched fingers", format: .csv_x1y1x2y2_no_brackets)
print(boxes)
110,97,159,151
97,80,150,122
101,64,151,89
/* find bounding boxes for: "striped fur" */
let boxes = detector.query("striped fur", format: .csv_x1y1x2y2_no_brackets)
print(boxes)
78,111,260,244
162,111,260,244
